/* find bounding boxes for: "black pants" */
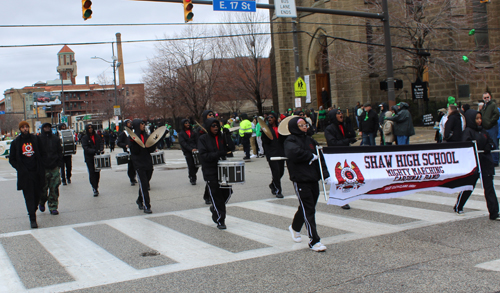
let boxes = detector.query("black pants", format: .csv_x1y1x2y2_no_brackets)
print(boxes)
85,159,100,191
268,160,285,195
206,180,232,225
241,136,250,158
292,181,321,247
184,152,199,182
137,169,153,209
455,173,499,219
61,155,72,182
127,160,136,183
109,142,115,152
23,174,41,222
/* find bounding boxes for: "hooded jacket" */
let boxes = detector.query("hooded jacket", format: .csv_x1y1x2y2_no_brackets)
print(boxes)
324,111,356,146
117,119,132,152
481,100,499,130
195,110,215,136
81,124,104,163
379,102,389,126
197,118,235,181
261,113,286,159
359,108,379,134
9,131,45,190
129,119,155,171
284,117,329,182
382,111,395,143
38,122,63,169
463,110,495,175
386,102,415,136
178,118,199,154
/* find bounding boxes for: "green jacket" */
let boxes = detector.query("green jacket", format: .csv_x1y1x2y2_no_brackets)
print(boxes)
481,100,500,130
318,110,326,120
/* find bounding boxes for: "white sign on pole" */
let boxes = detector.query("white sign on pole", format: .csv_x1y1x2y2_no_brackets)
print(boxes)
275,0,297,18
305,75,312,104
295,98,302,108
113,105,121,116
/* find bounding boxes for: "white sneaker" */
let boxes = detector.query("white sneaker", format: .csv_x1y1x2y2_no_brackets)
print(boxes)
310,242,327,252
288,225,301,242
250,154,257,158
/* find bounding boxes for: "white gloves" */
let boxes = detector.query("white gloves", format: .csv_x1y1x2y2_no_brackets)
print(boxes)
324,177,333,185
309,153,318,165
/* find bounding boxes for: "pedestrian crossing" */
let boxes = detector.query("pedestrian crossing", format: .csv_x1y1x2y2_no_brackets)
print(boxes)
0,187,494,293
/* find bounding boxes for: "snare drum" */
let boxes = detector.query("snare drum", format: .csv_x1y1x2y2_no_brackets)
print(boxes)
59,130,76,156
151,151,165,165
192,150,201,167
116,152,130,165
94,154,111,170
218,160,245,187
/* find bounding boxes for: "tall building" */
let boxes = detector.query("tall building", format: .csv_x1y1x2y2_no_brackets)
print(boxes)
56,45,77,85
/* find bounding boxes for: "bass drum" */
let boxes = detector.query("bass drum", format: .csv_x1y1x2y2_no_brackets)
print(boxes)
59,130,76,155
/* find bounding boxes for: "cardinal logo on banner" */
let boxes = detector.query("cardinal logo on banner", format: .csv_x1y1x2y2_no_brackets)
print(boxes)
335,160,365,192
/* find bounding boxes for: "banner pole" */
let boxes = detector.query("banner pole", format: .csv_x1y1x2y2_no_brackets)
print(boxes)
316,145,328,201
472,140,484,189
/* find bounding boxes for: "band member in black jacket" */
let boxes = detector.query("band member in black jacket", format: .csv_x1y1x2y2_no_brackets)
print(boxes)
285,117,330,252
117,119,137,185
179,118,199,185
198,117,235,229
81,124,104,196
198,110,215,204
454,110,499,220
262,113,286,198
58,123,73,185
9,121,45,228
129,119,156,214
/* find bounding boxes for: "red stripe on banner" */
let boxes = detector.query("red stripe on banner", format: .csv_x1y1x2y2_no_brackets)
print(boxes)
365,168,477,194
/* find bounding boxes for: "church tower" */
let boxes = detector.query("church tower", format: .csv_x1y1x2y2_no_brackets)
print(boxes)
56,45,77,84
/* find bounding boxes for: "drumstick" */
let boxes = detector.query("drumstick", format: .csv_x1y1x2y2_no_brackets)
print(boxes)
270,157,288,161
195,121,207,134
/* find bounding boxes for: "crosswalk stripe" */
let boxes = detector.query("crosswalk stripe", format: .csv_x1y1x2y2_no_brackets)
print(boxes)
107,217,234,264
475,259,500,272
0,244,25,293
176,208,298,250
232,200,403,236
31,227,137,284
402,193,488,211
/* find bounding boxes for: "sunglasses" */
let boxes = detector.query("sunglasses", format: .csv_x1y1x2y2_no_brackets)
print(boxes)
297,124,310,128
210,123,219,128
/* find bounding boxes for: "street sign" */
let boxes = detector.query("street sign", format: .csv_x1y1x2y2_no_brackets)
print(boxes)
213,0,256,12
113,105,121,116
275,0,297,18
0,111,5,115
294,77,307,97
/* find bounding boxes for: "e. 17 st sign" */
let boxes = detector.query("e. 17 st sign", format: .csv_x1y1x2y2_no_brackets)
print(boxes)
213,0,256,12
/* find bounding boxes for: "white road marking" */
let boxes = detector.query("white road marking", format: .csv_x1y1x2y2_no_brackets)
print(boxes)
475,259,500,272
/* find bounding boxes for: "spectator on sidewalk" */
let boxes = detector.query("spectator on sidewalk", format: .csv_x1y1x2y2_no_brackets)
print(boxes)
385,102,414,145
382,111,395,145
480,91,500,167
444,105,463,142
358,103,378,146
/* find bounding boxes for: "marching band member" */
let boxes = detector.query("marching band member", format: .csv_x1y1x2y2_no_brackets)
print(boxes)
198,110,215,204
58,123,73,185
117,119,137,186
81,124,104,197
262,113,286,198
129,119,156,214
324,109,357,210
178,119,199,185
198,117,235,229
285,117,330,252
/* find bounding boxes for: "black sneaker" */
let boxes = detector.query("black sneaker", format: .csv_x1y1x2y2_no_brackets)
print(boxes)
136,199,144,210
39,204,45,212
276,193,284,198
62,181,67,186
93,189,99,197
341,204,351,210
131,181,136,186
217,224,227,230
209,205,217,224
67,179,71,184
190,180,196,185
50,210,59,215
144,208,152,214
30,220,38,229
205,198,212,205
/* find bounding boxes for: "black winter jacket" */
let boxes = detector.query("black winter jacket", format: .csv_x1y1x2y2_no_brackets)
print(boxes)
38,122,63,169
129,119,155,171
9,133,45,190
444,111,463,142
325,112,356,146
198,118,235,181
261,121,286,160
81,124,104,163
463,110,495,176
386,102,415,136
284,117,330,183
359,109,379,133
178,119,199,154
116,131,129,152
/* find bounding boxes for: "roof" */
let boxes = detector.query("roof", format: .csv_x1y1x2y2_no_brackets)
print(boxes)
58,45,74,54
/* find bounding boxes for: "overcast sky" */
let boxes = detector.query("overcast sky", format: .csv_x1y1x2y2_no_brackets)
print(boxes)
1,0,270,95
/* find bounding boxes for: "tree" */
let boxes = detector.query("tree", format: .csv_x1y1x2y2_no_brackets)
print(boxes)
218,12,272,115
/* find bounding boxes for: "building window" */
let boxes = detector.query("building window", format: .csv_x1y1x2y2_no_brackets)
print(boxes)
126,90,129,96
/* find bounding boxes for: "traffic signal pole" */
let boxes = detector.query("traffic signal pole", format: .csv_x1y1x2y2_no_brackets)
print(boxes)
135,0,395,107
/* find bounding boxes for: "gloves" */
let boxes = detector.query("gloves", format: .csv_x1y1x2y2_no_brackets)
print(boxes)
222,127,230,134
309,153,318,165
349,137,357,144
324,177,333,185
217,150,227,158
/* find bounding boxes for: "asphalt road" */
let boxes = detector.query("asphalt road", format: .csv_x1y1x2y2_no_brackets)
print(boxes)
1,129,500,293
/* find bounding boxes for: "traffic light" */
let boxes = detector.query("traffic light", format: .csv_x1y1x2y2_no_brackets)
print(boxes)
183,0,194,23
82,0,92,20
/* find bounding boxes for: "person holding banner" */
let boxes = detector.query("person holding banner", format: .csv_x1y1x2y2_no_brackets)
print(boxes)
285,117,330,252
454,110,500,220
324,109,357,210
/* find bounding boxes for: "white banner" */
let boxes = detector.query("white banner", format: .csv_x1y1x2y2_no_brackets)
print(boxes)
305,75,311,104
322,143,479,206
